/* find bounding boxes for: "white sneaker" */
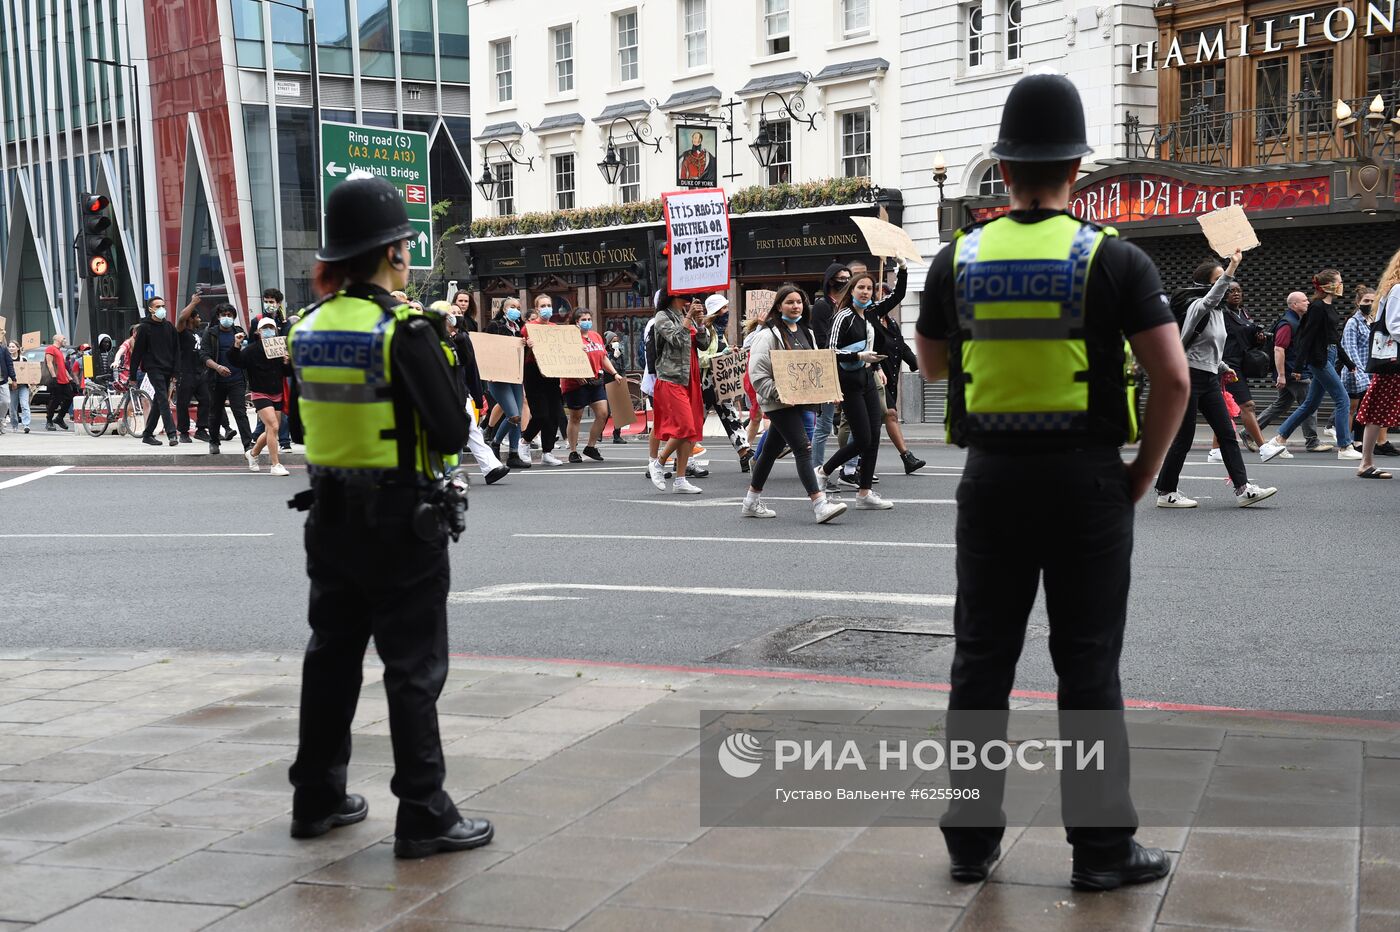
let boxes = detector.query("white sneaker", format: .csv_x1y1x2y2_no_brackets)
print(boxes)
1206,449,1223,464
742,497,776,518
1322,427,1337,442
1337,447,1362,460
1156,490,1197,508
855,491,893,510
1277,449,1293,459
647,460,667,491
1257,440,1286,463
515,447,532,466
269,463,289,477
1236,483,1277,507
815,466,851,492
541,452,562,466
1239,430,1259,453
245,450,260,472
813,498,848,524
672,477,702,494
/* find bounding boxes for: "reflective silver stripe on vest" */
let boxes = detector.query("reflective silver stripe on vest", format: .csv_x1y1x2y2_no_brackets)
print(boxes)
298,382,392,404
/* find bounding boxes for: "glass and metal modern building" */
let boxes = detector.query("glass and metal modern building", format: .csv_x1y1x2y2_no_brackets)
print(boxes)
0,0,472,343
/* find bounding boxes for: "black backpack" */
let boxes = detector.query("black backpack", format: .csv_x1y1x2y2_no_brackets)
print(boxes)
1169,287,1212,346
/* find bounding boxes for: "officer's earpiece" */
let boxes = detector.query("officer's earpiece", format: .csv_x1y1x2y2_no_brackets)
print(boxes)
389,248,406,270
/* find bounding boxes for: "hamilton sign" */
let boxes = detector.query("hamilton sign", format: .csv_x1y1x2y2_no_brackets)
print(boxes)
1132,1,1398,72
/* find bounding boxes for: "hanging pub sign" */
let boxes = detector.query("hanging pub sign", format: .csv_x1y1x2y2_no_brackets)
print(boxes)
676,125,719,188
1132,1,1399,72
970,173,1332,227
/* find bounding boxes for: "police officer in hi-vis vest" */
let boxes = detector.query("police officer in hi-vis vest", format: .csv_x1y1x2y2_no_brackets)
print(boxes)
915,75,1191,890
285,172,493,859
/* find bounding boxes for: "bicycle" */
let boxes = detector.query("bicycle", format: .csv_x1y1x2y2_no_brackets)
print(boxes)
79,373,148,438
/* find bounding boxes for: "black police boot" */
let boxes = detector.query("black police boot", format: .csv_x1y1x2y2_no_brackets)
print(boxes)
1070,842,1171,891
290,793,369,839
393,817,494,859
949,845,1001,883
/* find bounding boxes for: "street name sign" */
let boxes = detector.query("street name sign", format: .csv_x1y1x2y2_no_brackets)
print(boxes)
320,121,433,269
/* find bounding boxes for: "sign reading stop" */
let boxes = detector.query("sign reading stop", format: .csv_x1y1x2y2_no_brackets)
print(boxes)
320,121,433,269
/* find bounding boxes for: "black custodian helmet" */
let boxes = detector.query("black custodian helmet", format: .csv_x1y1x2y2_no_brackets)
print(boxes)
990,74,1095,163
316,171,417,262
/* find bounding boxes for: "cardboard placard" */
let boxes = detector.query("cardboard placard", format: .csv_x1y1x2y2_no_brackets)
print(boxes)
711,350,746,406
771,349,842,406
262,336,287,359
529,324,594,379
470,332,525,384
1196,205,1260,258
745,290,776,320
663,188,731,295
850,216,927,267
22,331,41,350
15,361,42,385
605,377,637,428
0,316,7,341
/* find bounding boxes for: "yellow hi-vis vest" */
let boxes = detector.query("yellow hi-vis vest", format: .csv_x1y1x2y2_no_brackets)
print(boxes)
288,292,456,481
947,213,1138,447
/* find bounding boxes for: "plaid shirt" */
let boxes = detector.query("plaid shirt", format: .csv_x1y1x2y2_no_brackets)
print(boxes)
1341,311,1372,395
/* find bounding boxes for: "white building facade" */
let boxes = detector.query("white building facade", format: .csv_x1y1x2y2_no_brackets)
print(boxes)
899,0,1159,262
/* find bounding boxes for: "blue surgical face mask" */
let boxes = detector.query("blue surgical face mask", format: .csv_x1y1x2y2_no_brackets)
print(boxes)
538,307,553,320
579,320,592,331
258,328,276,340
853,297,873,309
219,316,234,329
781,309,802,322
447,315,457,327
506,307,521,321
153,308,167,321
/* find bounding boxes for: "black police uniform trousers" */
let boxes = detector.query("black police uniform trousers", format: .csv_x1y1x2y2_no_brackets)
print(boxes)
940,445,1138,868
289,484,461,839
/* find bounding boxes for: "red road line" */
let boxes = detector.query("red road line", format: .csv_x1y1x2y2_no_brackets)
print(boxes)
447,651,1400,729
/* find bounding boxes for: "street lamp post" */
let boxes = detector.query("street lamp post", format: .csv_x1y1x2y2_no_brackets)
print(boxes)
1334,96,1399,214
597,116,661,186
931,152,949,241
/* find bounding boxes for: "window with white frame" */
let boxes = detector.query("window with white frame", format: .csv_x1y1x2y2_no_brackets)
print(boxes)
496,162,515,215
966,4,984,68
767,120,792,185
842,0,870,39
977,164,1006,196
616,9,639,83
764,0,791,55
683,0,708,68
619,144,641,203
493,39,513,103
554,154,576,210
840,109,870,178
1006,0,1022,62
553,26,574,94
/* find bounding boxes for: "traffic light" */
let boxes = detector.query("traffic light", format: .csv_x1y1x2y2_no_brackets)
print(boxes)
76,193,113,279
651,236,669,298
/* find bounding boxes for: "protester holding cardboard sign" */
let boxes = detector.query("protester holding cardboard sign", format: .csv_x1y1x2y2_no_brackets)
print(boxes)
646,289,707,493
561,310,619,463
696,293,753,471
484,298,531,469
663,189,731,295
743,286,847,524
816,268,905,510
519,294,566,466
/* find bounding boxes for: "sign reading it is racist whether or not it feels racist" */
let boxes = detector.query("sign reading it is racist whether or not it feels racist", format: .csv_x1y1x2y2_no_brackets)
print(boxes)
663,188,731,295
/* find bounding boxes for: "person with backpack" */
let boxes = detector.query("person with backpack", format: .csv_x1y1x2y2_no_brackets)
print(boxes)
1214,282,1269,457
1253,291,1322,454
1155,251,1278,508
1260,269,1363,462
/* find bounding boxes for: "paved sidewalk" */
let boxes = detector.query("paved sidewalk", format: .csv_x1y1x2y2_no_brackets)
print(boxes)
0,651,1396,930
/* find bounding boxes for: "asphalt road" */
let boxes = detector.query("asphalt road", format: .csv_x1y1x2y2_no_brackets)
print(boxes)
0,441,1393,711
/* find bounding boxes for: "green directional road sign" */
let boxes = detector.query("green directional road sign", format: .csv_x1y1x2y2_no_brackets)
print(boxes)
320,121,433,269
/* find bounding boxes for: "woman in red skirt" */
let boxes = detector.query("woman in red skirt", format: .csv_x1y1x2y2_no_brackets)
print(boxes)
1356,251,1400,478
648,289,706,493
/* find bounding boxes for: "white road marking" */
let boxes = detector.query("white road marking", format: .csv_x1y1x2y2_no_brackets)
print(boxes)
57,472,266,477
0,533,274,539
0,466,71,490
514,533,953,549
612,497,957,507
450,582,956,608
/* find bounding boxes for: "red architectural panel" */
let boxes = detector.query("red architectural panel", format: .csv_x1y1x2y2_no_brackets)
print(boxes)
144,1,247,311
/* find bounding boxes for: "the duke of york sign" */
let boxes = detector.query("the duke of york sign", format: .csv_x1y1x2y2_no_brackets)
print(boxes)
1132,0,1397,72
